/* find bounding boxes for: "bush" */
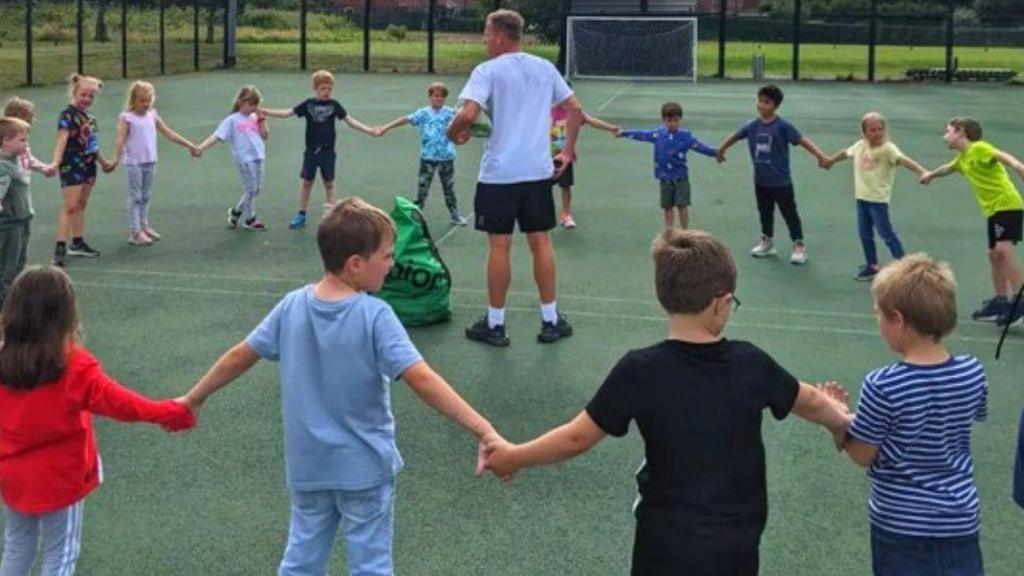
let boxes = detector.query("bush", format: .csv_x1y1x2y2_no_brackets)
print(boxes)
386,24,407,42
239,9,293,30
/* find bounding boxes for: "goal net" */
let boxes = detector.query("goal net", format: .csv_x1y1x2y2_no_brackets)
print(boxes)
566,16,698,81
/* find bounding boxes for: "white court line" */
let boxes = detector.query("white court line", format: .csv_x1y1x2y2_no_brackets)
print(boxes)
435,214,474,245
72,280,1022,348
595,83,632,113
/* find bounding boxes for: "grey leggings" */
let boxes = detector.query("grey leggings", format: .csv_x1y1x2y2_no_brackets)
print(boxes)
234,160,264,222
0,500,83,576
125,163,155,232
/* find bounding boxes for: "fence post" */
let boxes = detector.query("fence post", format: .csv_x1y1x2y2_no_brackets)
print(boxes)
225,0,236,68
492,0,500,11
557,0,570,74
363,0,371,72
300,0,307,70
25,0,33,86
77,0,84,73
640,0,648,13
121,0,128,78
792,0,801,80
717,0,726,78
160,0,166,74
868,0,876,81
944,0,954,83
428,0,436,74
193,0,199,71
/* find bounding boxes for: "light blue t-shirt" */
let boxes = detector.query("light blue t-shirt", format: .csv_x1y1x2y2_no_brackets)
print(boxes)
246,287,423,491
214,112,266,164
408,106,456,161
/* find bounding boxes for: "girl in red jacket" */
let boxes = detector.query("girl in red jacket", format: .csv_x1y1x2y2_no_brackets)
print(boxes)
0,266,195,575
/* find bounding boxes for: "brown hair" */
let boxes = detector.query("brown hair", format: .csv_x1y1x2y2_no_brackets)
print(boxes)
125,80,156,112
486,10,524,42
312,69,335,89
0,117,30,146
2,97,35,124
652,229,737,314
661,102,683,119
427,82,449,98
317,198,396,273
231,85,262,113
0,266,80,391
948,117,983,142
871,253,957,341
67,73,103,102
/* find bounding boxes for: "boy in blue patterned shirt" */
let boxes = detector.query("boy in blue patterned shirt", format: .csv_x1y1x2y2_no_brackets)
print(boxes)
835,253,987,576
378,82,467,226
619,102,717,230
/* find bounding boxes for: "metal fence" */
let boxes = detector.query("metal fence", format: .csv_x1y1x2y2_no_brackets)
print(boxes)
0,0,1021,89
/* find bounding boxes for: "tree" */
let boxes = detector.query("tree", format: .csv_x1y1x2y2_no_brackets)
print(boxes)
95,0,110,43
975,0,1021,21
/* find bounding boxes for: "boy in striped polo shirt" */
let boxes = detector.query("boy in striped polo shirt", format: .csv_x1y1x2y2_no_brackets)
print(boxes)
841,254,988,576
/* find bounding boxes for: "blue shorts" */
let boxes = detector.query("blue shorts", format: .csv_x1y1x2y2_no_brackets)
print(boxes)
870,525,983,576
300,148,336,182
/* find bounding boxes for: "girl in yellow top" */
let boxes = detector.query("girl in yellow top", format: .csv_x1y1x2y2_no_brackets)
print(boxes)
827,112,927,281
922,117,1024,326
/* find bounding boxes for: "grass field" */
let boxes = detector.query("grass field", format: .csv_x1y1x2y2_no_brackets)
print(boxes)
1,73,1024,574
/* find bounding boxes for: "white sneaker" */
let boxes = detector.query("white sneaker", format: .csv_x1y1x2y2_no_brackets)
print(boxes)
750,237,776,258
128,230,153,246
561,214,577,229
790,242,807,265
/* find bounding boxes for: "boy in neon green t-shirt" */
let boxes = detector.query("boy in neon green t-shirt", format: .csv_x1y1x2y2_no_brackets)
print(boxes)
922,117,1024,326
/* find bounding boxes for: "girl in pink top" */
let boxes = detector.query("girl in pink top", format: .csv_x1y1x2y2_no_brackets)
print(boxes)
110,81,197,245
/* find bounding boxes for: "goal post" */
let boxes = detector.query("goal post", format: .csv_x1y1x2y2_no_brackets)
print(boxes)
565,16,699,82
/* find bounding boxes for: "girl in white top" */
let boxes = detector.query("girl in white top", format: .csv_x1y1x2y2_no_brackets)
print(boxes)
110,81,197,245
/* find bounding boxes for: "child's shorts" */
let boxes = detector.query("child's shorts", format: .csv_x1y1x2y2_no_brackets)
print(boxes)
59,156,97,188
660,179,691,209
300,148,337,182
987,209,1023,249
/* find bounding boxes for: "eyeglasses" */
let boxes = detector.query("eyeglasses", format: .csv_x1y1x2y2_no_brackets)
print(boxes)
718,293,741,312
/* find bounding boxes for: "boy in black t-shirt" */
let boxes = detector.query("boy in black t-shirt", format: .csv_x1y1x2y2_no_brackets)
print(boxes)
484,229,851,576
262,70,379,229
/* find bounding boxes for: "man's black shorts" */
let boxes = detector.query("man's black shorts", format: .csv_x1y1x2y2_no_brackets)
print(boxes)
474,179,556,234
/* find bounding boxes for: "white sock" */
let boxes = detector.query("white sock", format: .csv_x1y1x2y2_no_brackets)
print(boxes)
540,301,558,324
487,307,505,329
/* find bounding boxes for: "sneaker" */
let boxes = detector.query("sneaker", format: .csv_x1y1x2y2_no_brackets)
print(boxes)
52,245,66,268
465,317,510,347
243,218,267,231
854,265,879,282
67,240,100,258
790,242,808,265
996,304,1024,328
227,207,242,229
450,209,468,227
750,237,777,258
972,297,1009,322
289,212,307,229
143,227,161,241
128,230,153,246
560,213,577,229
537,315,574,344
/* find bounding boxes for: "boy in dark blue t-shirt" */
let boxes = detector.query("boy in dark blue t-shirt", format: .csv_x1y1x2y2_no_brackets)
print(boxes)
263,70,379,229
717,84,830,265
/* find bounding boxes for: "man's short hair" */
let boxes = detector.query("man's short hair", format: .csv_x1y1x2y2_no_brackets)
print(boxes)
949,117,983,142
486,10,524,42
317,198,396,273
652,229,737,314
661,102,683,119
0,117,30,146
757,84,784,107
872,253,958,341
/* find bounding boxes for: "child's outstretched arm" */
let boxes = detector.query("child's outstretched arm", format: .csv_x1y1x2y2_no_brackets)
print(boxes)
402,361,500,475
81,361,195,431
996,149,1024,180
582,112,620,136
898,154,928,178
183,341,261,410
618,128,657,143
260,107,295,119
48,129,70,173
485,410,605,481
790,381,852,450
797,136,831,168
716,132,741,163
343,116,377,137
193,133,220,158
827,149,849,166
377,116,410,136
156,117,198,152
690,135,718,159
920,161,956,184
109,117,129,171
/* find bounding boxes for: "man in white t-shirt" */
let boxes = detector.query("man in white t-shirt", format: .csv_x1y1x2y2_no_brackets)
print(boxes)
447,9,583,347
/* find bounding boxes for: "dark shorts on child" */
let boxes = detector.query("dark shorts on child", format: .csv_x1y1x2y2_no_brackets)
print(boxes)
474,179,555,234
300,148,337,182
59,158,97,188
986,210,1023,249
870,525,983,576
660,179,692,209
553,162,574,189
631,509,759,576
1015,409,1024,509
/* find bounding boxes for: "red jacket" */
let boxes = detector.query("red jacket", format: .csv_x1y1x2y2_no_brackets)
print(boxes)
0,347,194,515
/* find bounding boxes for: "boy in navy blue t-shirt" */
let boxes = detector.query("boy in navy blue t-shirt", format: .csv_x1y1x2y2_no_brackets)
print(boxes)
717,84,830,265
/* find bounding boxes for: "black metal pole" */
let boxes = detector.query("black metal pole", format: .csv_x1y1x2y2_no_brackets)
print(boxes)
193,0,199,70
427,0,436,74
492,0,500,11
25,0,33,86
868,0,877,82
945,0,955,83
557,0,569,74
792,0,801,80
160,0,165,74
300,0,307,70
640,0,648,13
223,0,228,67
363,0,370,72
77,0,84,73
717,0,726,78
121,0,128,78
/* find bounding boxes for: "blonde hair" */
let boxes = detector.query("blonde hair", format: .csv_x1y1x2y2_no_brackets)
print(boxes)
67,73,102,102
312,70,335,89
486,10,524,42
861,111,887,135
872,253,957,341
652,229,737,314
317,197,396,273
231,85,261,113
949,117,983,142
125,80,156,112
0,117,30,146
2,97,35,124
426,82,449,98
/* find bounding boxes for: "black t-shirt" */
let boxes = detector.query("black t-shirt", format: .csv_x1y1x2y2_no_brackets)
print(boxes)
586,339,799,552
293,98,347,150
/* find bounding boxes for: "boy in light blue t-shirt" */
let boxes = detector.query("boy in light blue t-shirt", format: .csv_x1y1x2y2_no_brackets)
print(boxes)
183,197,499,575
378,82,467,226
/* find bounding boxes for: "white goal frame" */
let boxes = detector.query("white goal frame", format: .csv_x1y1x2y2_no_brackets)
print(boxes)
565,16,698,82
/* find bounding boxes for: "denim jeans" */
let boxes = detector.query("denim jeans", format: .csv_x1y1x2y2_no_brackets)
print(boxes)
279,481,395,576
871,525,984,576
857,199,905,266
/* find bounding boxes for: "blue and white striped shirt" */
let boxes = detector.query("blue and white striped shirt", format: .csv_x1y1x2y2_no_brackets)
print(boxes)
849,355,987,537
